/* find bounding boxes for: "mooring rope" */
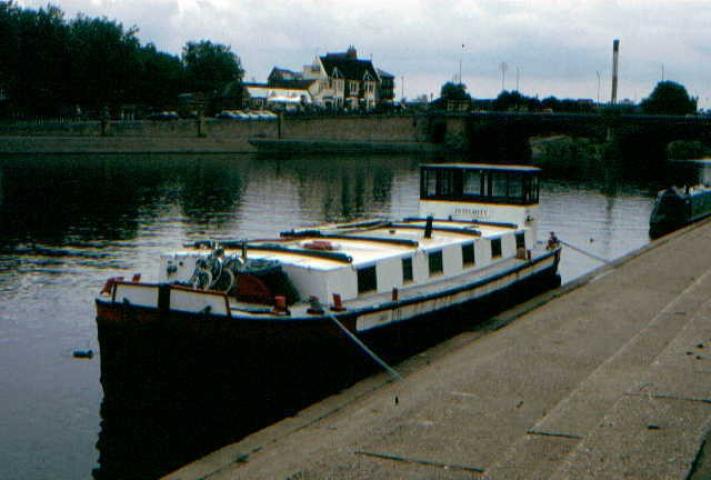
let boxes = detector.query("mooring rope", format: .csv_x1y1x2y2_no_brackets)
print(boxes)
558,239,613,265
327,313,403,381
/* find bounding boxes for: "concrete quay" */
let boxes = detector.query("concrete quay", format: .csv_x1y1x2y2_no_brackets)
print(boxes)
167,219,711,480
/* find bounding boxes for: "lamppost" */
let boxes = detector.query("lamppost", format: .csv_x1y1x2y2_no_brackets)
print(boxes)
459,43,465,85
516,66,520,92
596,70,601,104
500,62,508,91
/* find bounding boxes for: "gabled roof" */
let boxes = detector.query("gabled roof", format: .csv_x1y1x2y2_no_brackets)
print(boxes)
319,55,378,82
376,68,394,79
268,67,303,82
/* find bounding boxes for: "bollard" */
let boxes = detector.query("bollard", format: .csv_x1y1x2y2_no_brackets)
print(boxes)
273,295,289,315
331,293,346,312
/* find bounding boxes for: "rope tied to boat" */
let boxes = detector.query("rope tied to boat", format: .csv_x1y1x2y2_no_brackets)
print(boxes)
557,238,613,265
326,313,403,382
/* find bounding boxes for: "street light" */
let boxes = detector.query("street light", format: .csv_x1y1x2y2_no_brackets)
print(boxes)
516,66,520,92
596,70,601,104
500,62,508,91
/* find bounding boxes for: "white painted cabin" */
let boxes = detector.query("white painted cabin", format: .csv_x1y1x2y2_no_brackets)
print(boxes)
157,163,543,311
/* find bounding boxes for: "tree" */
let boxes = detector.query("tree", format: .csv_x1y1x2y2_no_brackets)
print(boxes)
182,40,243,93
439,81,471,102
640,81,697,115
137,43,184,108
68,14,142,110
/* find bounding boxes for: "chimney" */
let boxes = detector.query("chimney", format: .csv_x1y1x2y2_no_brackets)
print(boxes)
611,39,620,104
346,45,357,59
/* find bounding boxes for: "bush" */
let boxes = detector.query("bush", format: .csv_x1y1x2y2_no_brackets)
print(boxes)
666,140,707,160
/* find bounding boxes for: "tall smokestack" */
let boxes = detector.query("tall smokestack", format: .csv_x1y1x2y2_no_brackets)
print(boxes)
611,39,620,104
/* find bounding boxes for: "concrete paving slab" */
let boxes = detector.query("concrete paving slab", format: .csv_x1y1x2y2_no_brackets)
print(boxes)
550,396,711,480
530,266,711,438
633,297,711,402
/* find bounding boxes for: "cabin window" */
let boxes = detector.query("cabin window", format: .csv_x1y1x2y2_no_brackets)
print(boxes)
423,169,437,197
491,173,509,199
357,266,377,294
508,174,523,199
515,232,526,250
523,176,540,203
491,238,502,259
428,250,443,276
402,257,413,283
437,170,456,196
462,243,475,266
463,171,483,196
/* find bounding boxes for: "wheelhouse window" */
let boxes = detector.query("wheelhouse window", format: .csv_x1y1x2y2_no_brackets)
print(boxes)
420,166,540,205
515,232,526,250
428,250,443,276
491,238,502,259
462,243,475,267
357,266,377,294
463,170,483,196
402,257,413,283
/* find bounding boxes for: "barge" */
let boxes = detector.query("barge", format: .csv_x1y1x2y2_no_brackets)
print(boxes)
96,163,561,372
649,184,711,238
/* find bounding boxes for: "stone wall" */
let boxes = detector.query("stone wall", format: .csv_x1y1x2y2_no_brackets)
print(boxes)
0,114,429,154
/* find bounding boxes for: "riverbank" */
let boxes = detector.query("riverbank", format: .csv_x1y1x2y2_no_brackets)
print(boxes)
0,115,439,155
167,217,711,479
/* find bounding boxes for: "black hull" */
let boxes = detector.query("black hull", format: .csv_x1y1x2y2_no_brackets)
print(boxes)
650,187,711,239
93,266,560,480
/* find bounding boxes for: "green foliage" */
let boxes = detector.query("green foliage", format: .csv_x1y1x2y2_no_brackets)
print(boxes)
532,136,603,173
67,14,142,108
137,43,184,108
0,3,242,117
640,81,697,115
494,90,541,112
666,140,707,160
439,82,471,101
182,40,243,94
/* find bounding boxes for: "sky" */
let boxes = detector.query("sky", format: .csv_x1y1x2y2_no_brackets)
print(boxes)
17,0,711,108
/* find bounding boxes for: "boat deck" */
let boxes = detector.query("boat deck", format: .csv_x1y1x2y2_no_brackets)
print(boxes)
187,218,521,272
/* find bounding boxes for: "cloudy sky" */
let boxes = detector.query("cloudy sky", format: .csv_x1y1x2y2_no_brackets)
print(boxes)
18,0,711,107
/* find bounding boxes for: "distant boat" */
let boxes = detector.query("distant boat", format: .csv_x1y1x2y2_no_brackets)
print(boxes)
649,184,711,238
248,138,444,154
96,163,561,367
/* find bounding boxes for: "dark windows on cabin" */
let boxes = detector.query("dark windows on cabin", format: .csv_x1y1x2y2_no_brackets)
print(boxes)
462,243,475,267
491,173,508,199
515,232,526,250
463,171,483,196
428,250,444,276
491,238,502,259
420,167,540,205
402,257,413,283
508,174,523,199
357,266,377,294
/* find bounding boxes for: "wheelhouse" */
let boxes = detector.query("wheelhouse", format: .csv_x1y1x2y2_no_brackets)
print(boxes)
420,163,540,205
419,163,542,237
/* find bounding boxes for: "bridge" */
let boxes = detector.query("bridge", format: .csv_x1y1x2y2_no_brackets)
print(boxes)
431,111,711,162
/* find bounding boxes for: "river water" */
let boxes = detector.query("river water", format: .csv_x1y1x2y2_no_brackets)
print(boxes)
0,154,707,479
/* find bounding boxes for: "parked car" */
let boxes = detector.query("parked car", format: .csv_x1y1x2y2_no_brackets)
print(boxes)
147,111,179,120
216,110,277,121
